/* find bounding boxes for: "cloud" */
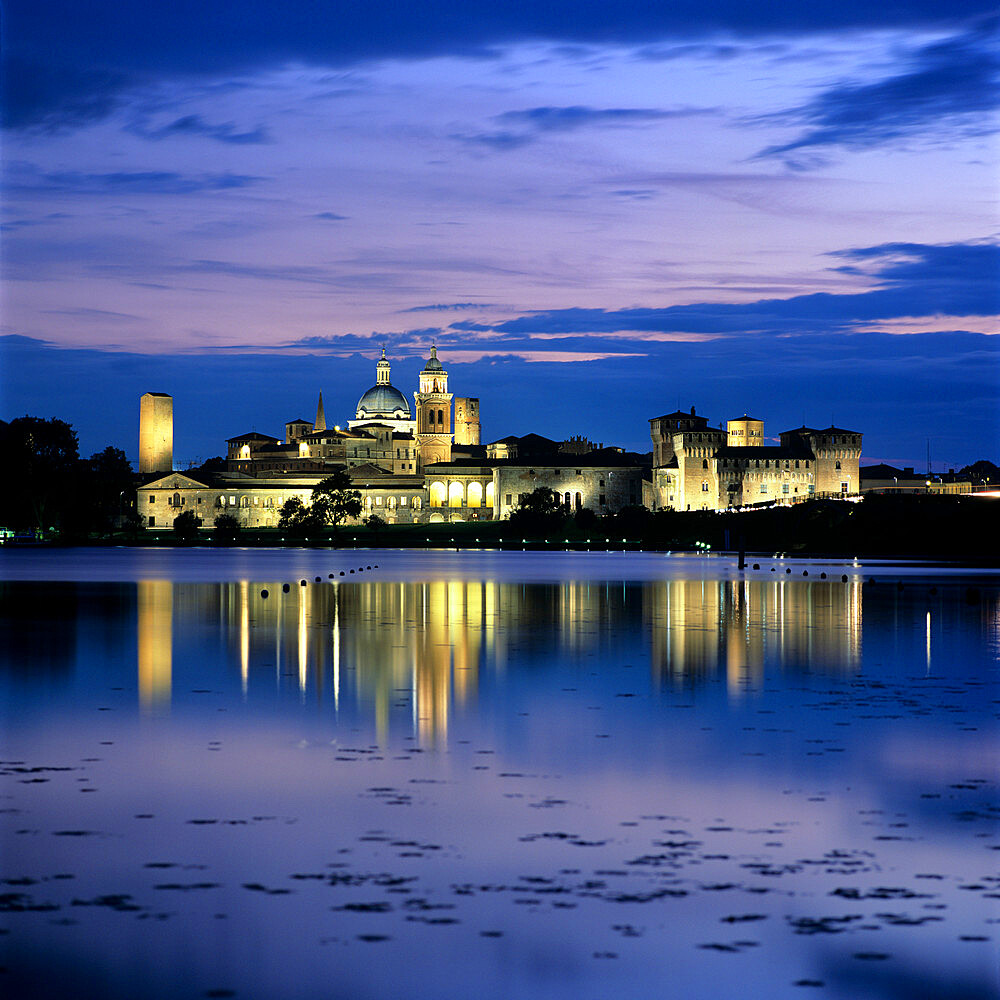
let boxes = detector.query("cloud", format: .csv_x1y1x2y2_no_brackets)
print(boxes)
4,1,994,130
128,113,269,144
442,240,1000,338
756,18,1000,158
456,104,715,148
5,163,265,195
402,303,498,313
313,211,349,221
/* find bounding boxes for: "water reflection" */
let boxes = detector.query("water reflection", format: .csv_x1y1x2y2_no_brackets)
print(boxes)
644,579,863,693
130,578,875,739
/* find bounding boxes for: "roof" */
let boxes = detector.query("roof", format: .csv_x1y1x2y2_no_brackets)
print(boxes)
286,417,312,425
227,432,280,443
356,383,411,418
860,463,923,480
729,414,761,422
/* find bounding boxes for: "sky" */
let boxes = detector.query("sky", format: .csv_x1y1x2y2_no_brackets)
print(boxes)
1,1,997,470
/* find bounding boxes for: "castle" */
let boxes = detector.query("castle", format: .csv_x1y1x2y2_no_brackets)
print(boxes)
136,348,861,528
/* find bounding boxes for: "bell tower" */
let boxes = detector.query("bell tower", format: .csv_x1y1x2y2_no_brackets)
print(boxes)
414,346,453,469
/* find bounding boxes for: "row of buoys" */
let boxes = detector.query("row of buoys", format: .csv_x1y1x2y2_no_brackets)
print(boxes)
746,561,849,582
260,565,379,598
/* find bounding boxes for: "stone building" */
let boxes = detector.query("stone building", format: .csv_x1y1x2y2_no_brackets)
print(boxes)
137,349,648,529
649,408,862,511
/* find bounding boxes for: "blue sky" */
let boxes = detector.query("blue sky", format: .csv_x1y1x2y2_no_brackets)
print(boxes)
1,2,997,468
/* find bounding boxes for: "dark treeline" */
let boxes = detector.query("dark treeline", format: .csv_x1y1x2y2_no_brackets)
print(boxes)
0,416,137,536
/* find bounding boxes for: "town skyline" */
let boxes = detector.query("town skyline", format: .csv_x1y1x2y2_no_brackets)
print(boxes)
2,2,997,469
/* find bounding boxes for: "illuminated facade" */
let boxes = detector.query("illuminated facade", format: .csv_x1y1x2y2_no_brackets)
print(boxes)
138,347,647,528
650,408,862,511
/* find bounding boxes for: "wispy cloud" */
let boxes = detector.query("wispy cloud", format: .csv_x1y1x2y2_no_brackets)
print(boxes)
313,211,349,221
755,18,1000,160
127,113,269,144
455,104,714,149
6,162,265,195
401,302,497,313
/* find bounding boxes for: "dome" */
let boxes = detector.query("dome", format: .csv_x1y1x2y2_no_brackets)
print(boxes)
422,345,444,372
356,383,411,419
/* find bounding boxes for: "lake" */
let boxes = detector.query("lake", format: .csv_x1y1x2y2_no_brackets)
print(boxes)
1,548,997,1000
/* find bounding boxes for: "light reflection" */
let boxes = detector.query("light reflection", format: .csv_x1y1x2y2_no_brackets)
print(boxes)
136,577,873,737
137,580,172,714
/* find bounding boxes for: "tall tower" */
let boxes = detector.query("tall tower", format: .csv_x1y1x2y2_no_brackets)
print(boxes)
139,392,173,475
414,346,453,468
453,397,480,446
315,392,326,432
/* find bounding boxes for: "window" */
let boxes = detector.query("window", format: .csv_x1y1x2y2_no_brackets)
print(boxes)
702,459,708,469
376,496,383,506
437,409,444,424
599,478,605,487
808,484,815,494
782,483,789,494
576,469,582,476
400,496,408,506
760,483,768,494
553,469,560,477
148,516,155,526
599,494,606,505
505,494,512,505
835,460,842,470
841,482,849,494
701,482,709,492
229,496,236,505
149,495,155,504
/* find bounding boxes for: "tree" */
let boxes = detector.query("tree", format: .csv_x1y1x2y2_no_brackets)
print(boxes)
213,512,242,543
172,509,200,540
82,446,135,534
508,487,567,532
959,460,999,485
0,416,79,532
312,468,362,529
277,497,326,538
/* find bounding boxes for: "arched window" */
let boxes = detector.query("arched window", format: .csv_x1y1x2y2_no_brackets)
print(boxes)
240,496,250,508
575,492,582,509
449,482,464,508
437,409,444,425
835,460,842,470
429,481,447,507
564,492,571,507
172,492,181,507
702,459,708,469
467,482,483,508
485,482,495,507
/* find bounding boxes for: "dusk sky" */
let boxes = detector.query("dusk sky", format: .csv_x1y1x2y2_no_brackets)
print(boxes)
2,1,997,469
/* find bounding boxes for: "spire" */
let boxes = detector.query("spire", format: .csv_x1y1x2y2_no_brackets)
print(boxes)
315,392,326,432
376,347,391,385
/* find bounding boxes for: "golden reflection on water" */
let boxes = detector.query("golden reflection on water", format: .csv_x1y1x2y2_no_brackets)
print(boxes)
137,580,172,714
137,577,865,737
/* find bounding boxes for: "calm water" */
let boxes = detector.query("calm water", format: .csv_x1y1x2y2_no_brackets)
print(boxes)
1,549,997,1000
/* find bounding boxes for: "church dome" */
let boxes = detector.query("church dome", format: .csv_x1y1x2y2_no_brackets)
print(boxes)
422,346,444,372
356,383,411,419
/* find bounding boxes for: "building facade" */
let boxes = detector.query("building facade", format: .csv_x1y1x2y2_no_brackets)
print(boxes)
649,408,862,511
